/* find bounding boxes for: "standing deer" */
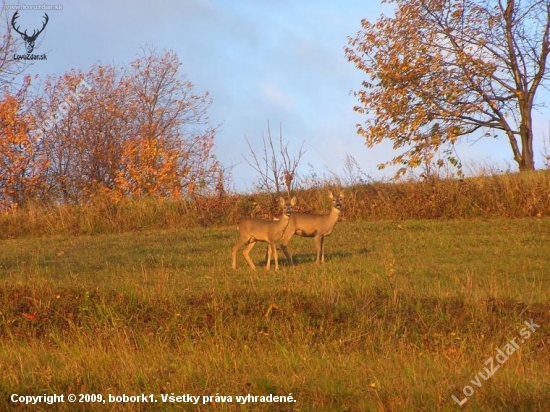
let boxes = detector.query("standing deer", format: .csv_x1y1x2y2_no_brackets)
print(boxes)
232,196,296,271
276,191,344,265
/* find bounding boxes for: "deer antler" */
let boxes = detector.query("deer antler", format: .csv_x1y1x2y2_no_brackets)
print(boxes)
11,11,26,37
31,13,49,40
11,11,49,41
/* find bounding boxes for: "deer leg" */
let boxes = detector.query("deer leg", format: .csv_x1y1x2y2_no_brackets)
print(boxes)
269,241,279,271
264,246,270,267
242,241,257,270
280,243,294,266
265,243,272,270
232,236,250,269
320,236,325,263
314,235,322,264
268,244,272,267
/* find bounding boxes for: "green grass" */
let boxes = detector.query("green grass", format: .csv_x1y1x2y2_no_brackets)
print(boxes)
1,218,549,411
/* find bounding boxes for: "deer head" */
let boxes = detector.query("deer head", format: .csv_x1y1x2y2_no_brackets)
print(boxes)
11,11,49,54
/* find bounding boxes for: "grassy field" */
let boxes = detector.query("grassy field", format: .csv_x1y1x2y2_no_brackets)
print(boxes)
1,217,549,411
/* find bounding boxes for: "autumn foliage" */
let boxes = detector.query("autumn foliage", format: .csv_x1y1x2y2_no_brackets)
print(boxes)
0,49,220,211
0,76,48,212
346,0,550,177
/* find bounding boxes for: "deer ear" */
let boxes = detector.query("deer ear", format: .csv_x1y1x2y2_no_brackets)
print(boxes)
328,191,333,199
290,196,296,206
339,191,344,198
279,197,285,206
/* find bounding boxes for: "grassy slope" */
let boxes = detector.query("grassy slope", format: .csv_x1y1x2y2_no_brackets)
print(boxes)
1,218,549,411
2,170,550,239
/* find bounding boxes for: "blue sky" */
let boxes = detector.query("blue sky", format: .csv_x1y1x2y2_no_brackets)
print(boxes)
2,0,549,191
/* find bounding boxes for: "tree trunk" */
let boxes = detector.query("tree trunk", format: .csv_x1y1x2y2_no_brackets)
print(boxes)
518,109,535,172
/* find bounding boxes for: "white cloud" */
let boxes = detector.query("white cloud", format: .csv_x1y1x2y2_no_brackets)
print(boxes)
260,82,295,111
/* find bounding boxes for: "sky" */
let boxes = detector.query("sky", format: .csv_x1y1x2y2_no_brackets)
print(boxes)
2,0,549,191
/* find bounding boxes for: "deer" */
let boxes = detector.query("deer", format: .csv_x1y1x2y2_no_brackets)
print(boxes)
11,11,49,54
232,196,296,271
274,190,344,265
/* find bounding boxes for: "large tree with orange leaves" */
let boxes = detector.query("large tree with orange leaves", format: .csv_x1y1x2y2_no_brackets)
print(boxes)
346,0,550,176
116,49,219,199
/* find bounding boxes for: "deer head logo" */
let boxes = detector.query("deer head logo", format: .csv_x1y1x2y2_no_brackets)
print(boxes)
11,11,49,54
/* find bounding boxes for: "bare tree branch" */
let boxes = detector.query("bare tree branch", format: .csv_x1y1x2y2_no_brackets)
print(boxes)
242,121,306,199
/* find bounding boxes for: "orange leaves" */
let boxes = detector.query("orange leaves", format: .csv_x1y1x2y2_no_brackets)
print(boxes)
115,135,181,199
346,0,549,176
0,83,48,212
3,48,221,209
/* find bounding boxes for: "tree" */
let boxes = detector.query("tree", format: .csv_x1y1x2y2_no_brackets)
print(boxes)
29,48,219,204
116,48,219,199
346,0,550,176
243,121,305,199
32,66,126,202
0,76,48,211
